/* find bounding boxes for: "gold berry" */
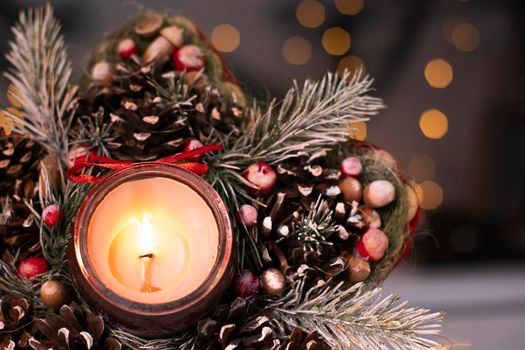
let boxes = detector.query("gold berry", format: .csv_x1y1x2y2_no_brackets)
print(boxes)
40,280,70,311
339,177,362,203
347,255,371,283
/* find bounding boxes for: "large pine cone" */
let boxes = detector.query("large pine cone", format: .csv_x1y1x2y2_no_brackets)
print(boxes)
74,61,243,161
74,12,247,162
29,303,121,350
0,294,37,349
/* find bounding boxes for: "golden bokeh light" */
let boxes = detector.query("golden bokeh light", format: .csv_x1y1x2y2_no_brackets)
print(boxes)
350,121,367,141
419,109,448,139
408,154,436,182
335,0,364,15
451,22,480,52
210,24,240,53
337,55,365,79
322,27,351,55
424,58,453,88
419,180,443,210
282,36,312,65
296,0,325,28
412,182,424,206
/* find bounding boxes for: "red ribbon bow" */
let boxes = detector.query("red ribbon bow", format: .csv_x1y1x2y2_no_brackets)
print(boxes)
66,144,223,183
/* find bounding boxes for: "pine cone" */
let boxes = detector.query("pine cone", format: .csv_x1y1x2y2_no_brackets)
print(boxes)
0,294,37,349
29,302,121,350
1,196,38,259
196,297,277,350
275,328,332,350
0,131,42,257
74,61,243,161
258,152,369,281
0,131,41,198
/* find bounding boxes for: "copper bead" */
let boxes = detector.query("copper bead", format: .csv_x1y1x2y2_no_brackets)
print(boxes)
40,280,70,311
339,177,362,203
347,256,371,283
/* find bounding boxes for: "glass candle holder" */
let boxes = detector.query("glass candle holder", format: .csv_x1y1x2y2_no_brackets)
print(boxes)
68,163,234,337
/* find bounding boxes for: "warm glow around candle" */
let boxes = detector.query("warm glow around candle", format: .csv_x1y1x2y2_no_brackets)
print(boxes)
87,177,219,304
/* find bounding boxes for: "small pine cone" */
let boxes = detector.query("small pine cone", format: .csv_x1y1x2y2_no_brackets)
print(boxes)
196,298,277,349
0,131,42,198
0,132,42,256
29,302,121,350
1,196,38,256
276,328,332,350
0,294,37,349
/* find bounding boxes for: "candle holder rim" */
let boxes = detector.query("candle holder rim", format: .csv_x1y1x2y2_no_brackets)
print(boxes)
71,163,234,316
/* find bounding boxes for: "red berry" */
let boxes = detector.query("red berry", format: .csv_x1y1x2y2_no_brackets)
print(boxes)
355,227,389,262
340,156,363,177
236,204,258,228
17,257,49,279
118,38,137,59
172,45,205,71
232,270,260,298
42,204,64,228
183,139,204,161
243,162,277,196
67,144,96,168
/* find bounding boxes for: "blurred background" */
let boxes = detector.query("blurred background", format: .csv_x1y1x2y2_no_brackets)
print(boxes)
0,0,524,348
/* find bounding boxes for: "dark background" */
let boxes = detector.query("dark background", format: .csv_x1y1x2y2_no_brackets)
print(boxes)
1,1,524,348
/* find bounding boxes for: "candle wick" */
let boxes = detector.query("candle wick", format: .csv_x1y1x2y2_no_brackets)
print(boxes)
139,254,160,293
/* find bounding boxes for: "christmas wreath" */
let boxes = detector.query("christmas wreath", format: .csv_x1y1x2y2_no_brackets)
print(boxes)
0,5,443,350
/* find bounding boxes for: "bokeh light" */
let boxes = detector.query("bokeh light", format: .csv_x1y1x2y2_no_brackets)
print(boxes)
337,55,365,79
419,180,443,210
419,109,449,139
424,58,453,88
451,22,480,52
296,0,325,28
335,0,364,15
282,36,312,65
350,121,367,141
322,27,351,55
408,154,436,181
210,24,240,53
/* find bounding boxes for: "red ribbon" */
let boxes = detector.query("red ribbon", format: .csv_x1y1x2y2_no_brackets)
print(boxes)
66,144,223,183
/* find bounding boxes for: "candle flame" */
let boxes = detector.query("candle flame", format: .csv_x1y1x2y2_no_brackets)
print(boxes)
133,213,156,256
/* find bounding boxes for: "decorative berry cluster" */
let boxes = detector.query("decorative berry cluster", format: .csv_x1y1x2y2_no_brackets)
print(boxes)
232,144,420,298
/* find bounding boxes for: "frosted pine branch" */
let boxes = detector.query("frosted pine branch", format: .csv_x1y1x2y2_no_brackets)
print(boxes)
212,69,384,169
4,4,77,162
268,279,444,350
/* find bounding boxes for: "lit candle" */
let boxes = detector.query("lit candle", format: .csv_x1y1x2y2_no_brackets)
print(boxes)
135,213,160,293
69,164,233,337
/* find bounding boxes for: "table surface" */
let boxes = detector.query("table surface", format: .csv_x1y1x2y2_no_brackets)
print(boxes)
383,263,525,349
